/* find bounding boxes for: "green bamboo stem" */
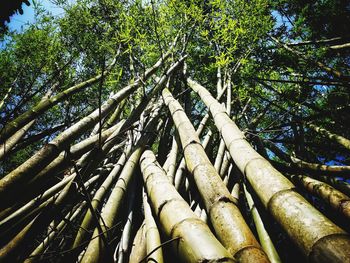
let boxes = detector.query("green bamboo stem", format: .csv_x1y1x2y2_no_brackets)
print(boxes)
265,139,350,175
27,121,123,187
23,201,87,262
290,174,350,219
291,156,350,175
116,181,136,263
143,189,164,263
80,147,144,263
0,54,169,202
307,123,350,151
0,57,118,144
162,136,178,184
106,98,126,128
188,77,350,263
0,87,56,160
0,85,13,111
243,184,282,263
316,175,350,197
162,87,269,262
0,121,34,161
72,141,132,249
140,149,235,262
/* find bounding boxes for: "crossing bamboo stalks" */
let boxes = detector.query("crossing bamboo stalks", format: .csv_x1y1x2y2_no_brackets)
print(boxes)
265,139,350,176
214,71,231,173
243,184,282,263
140,149,235,262
0,121,125,212
289,174,350,219
307,123,350,151
0,55,169,202
115,181,136,263
0,172,101,244
162,88,269,262
79,101,163,262
0,172,78,262
187,77,350,263
0,56,118,144
71,141,132,249
24,201,87,263
80,146,144,263
143,189,164,263
27,121,123,185
0,86,57,160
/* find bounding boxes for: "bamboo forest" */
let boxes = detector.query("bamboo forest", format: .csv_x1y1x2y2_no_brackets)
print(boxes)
0,0,350,262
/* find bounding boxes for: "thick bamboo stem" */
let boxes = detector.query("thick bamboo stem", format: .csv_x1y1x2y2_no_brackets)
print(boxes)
72,141,132,249
290,175,350,219
140,149,235,262
188,77,350,263
80,147,143,263
162,87,269,262
129,221,147,262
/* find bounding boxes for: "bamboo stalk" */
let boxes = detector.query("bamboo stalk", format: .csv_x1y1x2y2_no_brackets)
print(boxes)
243,184,282,263
140,149,235,262
162,136,178,184
290,174,350,219
80,147,144,263
188,77,350,262
0,54,170,202
129,221,147,262
0,87,56,160
0,56,118,144
291,156,350,175
143,189,164,263
71,141,132,249
115,181,136,263
307,123,350,151
162,87,269,262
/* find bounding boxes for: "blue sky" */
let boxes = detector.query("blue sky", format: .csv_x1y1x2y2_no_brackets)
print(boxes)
6,0,65,32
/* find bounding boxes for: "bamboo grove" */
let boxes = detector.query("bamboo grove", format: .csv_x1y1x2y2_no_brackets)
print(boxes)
0,0,350,262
